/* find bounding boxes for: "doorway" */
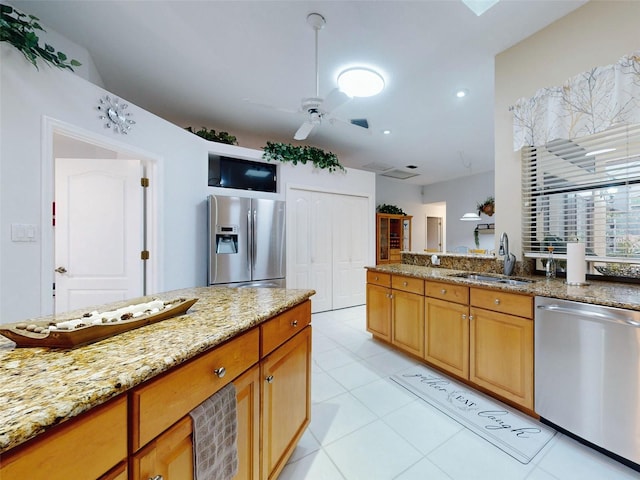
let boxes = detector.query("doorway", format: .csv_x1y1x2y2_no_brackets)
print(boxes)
43,120,158,315
426,216,443,252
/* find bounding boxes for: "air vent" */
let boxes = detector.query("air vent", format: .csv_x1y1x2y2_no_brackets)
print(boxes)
380,169,420,180
360,162,395,173
350,118,369,129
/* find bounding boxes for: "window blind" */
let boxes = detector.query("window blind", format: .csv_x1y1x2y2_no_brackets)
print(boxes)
521,123,640,270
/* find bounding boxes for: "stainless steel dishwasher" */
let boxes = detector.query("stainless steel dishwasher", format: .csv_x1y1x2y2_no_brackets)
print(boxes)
535,296,640,470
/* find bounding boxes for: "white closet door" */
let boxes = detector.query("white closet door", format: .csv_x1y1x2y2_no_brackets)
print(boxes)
333,195,368,309
309,192,334,312
290,190,312,290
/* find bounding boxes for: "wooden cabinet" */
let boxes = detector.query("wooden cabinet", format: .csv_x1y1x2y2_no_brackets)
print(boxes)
261,325,312,480
470,288,534,410
376,213,412,264
131,416,194,480
0,395,127,480
366,271,392,341
391,276,425,357
425,297,469,379
366,270,535,411
234,366,260,480
99,462,128,480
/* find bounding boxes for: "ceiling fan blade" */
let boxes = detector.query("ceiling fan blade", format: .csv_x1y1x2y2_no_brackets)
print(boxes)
322,88,351,113
294,121,315,140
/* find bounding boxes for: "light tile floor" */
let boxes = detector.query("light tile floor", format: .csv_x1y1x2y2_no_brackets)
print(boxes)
279,305,640,480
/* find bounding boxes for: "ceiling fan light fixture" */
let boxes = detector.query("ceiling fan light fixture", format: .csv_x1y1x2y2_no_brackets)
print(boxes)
337,68,385,98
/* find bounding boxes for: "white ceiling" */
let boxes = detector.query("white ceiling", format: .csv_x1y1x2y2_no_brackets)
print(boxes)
12,0,587,185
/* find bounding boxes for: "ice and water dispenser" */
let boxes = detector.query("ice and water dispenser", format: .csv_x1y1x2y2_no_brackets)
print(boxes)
215,225,239,254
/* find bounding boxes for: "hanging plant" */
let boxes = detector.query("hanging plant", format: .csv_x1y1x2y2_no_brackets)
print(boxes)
377,204,406,215
0,4,81,71
185,126,237,145
477,196,495,216
262,142,345,172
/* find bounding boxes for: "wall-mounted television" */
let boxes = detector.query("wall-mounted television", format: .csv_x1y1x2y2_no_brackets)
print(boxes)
208,154,277,193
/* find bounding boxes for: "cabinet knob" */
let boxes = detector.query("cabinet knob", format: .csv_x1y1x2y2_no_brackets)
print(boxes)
214,367,226,378
375,276,379,281
462,314,467,320
469,315,474,321
441,289,447,295
149,476,163,480
403,281,408,287
494,298,501,305
291,320,298,327
265,375,274,384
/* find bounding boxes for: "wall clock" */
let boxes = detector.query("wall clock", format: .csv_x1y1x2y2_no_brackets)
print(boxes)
97,95,135,134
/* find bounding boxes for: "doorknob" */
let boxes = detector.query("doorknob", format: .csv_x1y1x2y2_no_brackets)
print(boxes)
55,266,67,274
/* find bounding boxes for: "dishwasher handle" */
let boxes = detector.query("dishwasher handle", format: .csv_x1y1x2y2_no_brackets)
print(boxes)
537,304,640,327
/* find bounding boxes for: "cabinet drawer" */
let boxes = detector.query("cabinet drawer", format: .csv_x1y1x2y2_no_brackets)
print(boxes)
131,328,259,451
470,288,533,318
392,275,424,295
261,300,311,356
1,396,127,480
367,270,391,287
426,281,469,304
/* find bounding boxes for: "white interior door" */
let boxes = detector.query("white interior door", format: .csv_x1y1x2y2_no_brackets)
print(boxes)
288,187,369,313
55,158,143,313
333,195,368,309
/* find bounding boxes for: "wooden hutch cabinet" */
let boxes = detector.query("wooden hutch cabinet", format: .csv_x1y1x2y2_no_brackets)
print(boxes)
376,213,412,264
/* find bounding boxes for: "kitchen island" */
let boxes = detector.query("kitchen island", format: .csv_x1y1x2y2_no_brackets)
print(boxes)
0,286,315,480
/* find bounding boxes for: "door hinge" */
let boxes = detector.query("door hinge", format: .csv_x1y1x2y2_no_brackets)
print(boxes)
141,250,150,260
141,177,150,188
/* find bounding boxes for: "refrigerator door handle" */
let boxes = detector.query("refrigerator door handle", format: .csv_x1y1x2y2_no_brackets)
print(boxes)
247,208,252,273
253,209,257,269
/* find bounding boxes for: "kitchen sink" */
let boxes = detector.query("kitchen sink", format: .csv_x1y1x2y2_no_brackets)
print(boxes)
448,272,536,286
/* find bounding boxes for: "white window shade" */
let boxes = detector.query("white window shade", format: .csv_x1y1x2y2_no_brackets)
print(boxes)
521,123,640,272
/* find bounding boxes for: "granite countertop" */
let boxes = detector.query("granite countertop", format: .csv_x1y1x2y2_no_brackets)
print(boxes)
367,263,640,312
0,286,315,454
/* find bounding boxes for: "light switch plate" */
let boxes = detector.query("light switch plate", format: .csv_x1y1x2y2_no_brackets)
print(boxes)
11,224,38,242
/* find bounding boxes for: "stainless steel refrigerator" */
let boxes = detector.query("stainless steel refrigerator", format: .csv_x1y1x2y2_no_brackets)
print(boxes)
208,195,286,287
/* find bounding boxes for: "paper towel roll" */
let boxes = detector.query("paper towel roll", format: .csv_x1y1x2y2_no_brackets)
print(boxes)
566,242,586,284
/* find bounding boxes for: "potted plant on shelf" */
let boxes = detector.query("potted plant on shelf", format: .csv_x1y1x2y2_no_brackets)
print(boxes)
376,204,406,215
477,196,495,216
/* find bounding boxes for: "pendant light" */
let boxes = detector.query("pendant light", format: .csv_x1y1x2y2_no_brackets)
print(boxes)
460,212,481,221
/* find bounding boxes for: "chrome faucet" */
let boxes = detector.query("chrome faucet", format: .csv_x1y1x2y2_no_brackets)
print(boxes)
500,232,516,276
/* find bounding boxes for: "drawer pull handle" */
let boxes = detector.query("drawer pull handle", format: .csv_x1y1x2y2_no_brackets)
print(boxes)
214,367,226,378
494,299,501,305
441,289,447,294
291,319,298,327
403,281,408,286
265,375,274,384
149,476,163,480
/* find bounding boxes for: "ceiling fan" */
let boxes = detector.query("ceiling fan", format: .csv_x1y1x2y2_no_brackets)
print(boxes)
248,13,369,141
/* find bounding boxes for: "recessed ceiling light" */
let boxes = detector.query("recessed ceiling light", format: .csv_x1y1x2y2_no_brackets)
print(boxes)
456,89,469,98
337,68,385,97
382,129,392,135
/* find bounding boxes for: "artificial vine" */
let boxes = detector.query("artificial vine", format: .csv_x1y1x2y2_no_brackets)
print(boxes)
262,142,345,172
0,3,81,71
376,204,406,215
185,126,237,145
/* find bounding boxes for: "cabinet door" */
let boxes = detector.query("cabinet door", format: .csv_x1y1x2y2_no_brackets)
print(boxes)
99,461,127,480
131,416,193,480
377,215,390,263
392,289,425,357
470,307,533,409
366,283,391,341
261,326,312,480
425,298,469,379
234,366,260,480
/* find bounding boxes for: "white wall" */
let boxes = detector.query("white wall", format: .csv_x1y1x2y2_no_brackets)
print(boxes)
422,171,495,251
494,1,640,259
0,43,375,323
375,176,427,252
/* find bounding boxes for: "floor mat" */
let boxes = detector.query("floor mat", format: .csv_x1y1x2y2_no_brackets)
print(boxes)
391,364,555,464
